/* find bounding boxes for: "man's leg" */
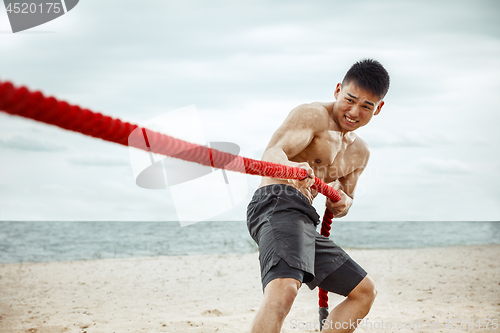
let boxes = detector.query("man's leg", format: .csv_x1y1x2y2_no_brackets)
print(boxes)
322,275,376,333
250,277,301,333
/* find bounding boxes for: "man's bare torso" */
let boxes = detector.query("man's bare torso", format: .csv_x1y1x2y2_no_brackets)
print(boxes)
259,101,369,203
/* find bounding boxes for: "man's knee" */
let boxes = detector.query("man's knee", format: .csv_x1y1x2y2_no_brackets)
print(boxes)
262,278,300,318
347,275,377,305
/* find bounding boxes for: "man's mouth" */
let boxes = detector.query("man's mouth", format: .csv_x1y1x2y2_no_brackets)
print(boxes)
345,116,358,125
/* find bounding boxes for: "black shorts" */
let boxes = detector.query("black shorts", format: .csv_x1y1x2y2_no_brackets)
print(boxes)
246,184,367,296
262,258,367,297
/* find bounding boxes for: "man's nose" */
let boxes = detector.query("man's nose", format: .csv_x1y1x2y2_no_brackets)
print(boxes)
349,105,361,118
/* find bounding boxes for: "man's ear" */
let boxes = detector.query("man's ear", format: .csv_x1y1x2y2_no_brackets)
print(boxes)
374,101,384,116
333,83,342,100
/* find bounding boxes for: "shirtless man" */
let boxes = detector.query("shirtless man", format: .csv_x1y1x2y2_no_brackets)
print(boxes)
246,59,390,333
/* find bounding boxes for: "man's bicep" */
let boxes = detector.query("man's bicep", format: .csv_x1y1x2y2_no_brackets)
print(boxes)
338,169,362,198
339,140,370,198
338,155,370,198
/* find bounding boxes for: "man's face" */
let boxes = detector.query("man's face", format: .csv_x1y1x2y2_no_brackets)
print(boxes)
333,80,384,133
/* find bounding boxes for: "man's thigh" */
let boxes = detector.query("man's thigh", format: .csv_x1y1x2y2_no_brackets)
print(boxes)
318,257,368,296
306,233,367,296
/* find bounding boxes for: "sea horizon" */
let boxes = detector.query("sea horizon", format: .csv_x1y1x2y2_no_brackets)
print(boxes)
1,221,499,264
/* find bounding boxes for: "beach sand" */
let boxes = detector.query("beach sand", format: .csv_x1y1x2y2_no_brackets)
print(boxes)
1,245,499,333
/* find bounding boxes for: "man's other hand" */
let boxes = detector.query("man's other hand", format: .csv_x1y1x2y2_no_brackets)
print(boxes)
326,180,353,218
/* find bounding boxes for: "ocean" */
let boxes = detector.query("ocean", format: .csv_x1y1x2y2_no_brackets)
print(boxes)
0,221,499,264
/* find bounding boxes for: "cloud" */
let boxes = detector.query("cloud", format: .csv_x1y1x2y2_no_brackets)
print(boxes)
416,157,471,175
0,135,66,152
362,131,453,148
66,155,129,167
1,0,499,221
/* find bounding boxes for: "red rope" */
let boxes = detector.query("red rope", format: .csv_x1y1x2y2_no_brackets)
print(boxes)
0,79,338,312
318,209,334,317
0,80,341,202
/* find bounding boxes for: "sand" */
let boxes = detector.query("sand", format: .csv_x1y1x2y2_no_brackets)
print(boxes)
1,245,499,333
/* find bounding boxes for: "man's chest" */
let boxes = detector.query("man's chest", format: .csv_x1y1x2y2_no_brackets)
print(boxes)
294,132,358,182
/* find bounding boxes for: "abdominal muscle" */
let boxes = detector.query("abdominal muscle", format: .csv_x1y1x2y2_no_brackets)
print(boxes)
258,177,319,205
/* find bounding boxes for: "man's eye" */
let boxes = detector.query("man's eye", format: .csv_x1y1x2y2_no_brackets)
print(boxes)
346,98,353,102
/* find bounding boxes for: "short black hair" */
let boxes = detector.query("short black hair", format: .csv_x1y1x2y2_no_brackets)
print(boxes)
342,59,390,101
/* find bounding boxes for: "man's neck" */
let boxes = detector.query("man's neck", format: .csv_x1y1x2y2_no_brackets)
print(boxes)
330,102,346,136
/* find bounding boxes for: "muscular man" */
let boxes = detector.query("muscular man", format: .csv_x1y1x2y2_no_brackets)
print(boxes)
246,59,390,333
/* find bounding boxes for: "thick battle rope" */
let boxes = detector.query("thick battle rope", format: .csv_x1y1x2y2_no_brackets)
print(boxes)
0,80,338,328
318,209,334,329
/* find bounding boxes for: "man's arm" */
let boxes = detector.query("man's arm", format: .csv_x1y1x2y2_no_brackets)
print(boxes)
261,103,329,187
326,140,370,218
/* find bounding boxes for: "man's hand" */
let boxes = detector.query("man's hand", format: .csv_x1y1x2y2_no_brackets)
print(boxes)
288,161,315,189
325,180,353,218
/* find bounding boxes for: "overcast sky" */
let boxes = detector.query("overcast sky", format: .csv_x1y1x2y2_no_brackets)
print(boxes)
1,0,499,222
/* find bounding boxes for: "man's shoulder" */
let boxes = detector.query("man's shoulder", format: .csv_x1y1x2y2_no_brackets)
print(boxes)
347,133,370,160
292,101,329,114
289,102,330,127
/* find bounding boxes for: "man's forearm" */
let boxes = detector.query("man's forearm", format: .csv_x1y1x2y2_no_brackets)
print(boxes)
261,147,294,166
326,179,354,218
